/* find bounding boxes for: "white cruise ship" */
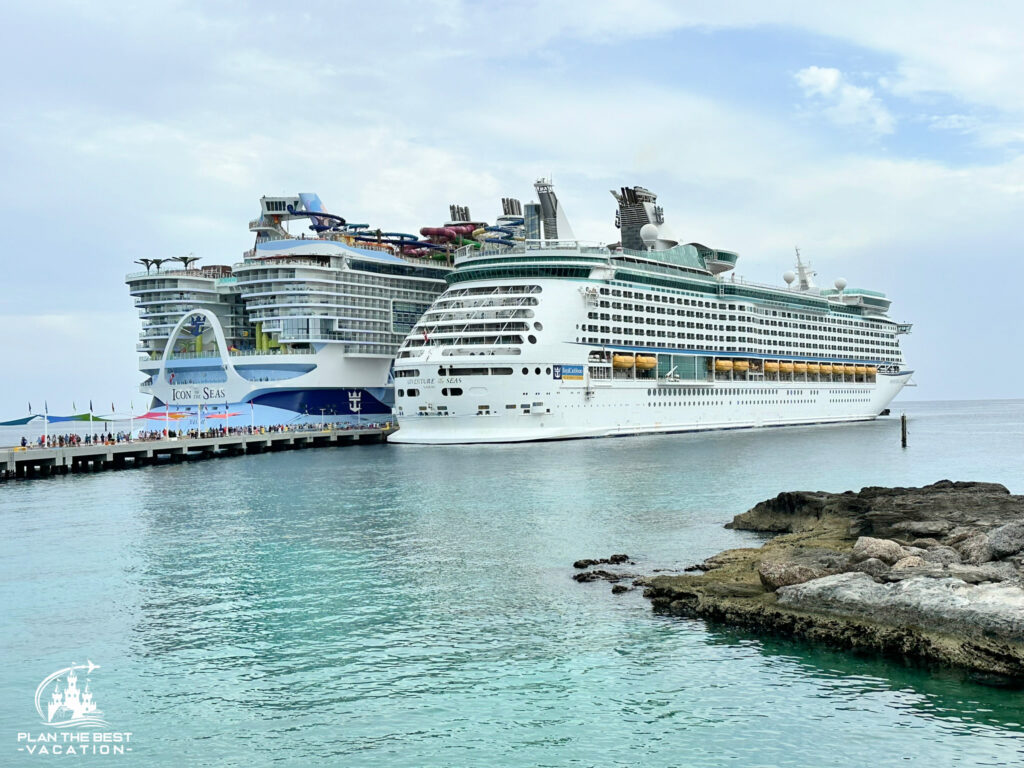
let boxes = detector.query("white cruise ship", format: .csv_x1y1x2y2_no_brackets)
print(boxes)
390,181,913,443
126,194,451,426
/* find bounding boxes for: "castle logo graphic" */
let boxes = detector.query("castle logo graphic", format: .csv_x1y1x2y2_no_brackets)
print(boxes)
34,661,110,729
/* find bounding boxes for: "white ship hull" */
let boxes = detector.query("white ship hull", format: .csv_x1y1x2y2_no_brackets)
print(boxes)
390,371,910,444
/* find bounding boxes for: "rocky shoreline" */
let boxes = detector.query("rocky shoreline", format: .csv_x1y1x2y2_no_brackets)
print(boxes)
640,481,1024,680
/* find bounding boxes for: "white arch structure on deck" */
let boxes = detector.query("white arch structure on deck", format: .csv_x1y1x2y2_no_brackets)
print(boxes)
159,309,244,391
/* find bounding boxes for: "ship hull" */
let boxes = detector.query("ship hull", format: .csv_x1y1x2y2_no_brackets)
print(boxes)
390,373,910,444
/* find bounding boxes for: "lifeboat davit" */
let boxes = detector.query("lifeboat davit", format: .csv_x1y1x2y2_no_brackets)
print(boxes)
764,361,780,374
794,362,808,374
635,355,656,370
733,360,750,373
779,361,794,374
613,354,635,369
806,363,820,375
714,359,734,372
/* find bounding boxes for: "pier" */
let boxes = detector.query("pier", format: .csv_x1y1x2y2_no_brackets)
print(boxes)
0,427,391,481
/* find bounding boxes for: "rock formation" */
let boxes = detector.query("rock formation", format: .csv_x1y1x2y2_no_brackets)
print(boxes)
643,481,1024,679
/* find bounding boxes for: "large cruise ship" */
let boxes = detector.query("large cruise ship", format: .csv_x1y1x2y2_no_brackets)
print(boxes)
390,181,913,443
126,194,452,426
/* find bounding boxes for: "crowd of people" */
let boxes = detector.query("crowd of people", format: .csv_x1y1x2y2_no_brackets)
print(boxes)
15,420,395,449
25,431,136,449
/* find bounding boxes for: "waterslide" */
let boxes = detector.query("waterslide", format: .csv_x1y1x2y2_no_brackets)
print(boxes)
420,225,481,250
474,225,521,248
285,204,347,232
353,232,452,260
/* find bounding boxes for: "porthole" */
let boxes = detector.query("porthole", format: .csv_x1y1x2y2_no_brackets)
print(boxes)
545,367,551,374
397,389,405,397
522,367,529,375
407,388,420,397
528,335,537,344
534,322,543,331
535,367,541,375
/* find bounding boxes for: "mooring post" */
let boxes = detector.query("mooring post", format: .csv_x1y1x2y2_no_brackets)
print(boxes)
901,412,908,448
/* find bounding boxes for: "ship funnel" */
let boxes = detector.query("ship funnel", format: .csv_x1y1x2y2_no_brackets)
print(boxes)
611,185,677,251
501,198,523,217
448,204,471,223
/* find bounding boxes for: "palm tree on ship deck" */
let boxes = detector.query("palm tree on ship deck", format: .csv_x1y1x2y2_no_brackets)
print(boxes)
134,258,155,274
150,258,169,273
174,254,200,271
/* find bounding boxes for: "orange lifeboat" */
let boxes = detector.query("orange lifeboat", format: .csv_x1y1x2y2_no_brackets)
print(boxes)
714,359,734,373
794,362,808,375
733,360,750,374
866,365,878,377
855,365,867,376
612,354,635,369
806,363,820,375
844,364,856,376
764,361,780,374
635,355,657,370
779,361,794,374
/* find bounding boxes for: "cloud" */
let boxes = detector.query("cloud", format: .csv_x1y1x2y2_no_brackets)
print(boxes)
927,113,980,133
3,1,1024,405
795,66,895,134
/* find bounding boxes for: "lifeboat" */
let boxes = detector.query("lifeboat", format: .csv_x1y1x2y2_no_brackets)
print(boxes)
733,360,750,373
714,359,734,373
806,363,820,375
612,354,635,369
844,364,856,376
819,363,833,376
635,355,657,370
794,362,808,375
855,365,867,376
866,365,878,376
764,361,780,374
779,361,794,374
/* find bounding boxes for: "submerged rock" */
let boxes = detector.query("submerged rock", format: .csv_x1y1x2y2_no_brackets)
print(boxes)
573,554,632,569
573,569,628,583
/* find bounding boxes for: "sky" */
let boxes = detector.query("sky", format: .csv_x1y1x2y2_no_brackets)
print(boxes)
1,0,1023,414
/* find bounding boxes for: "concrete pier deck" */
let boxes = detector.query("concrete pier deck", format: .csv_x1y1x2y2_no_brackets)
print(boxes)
1,426,392,481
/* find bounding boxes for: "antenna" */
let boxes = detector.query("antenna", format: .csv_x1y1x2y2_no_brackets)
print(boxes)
794,245,816,291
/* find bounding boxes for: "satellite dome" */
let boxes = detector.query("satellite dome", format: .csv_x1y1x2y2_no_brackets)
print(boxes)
834,278,848,291
639,223,659,247
783,271,796,285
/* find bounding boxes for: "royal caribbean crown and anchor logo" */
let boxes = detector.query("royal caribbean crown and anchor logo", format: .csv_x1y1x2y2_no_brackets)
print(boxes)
16,661,134,757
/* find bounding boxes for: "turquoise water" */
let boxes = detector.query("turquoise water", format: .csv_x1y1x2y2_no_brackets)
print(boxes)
2,400,1024,766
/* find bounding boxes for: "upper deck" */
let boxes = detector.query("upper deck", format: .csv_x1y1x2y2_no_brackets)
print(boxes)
448,240,894,319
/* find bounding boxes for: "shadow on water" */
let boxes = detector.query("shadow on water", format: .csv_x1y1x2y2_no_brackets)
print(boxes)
690,619,1024,731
